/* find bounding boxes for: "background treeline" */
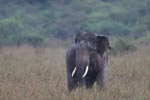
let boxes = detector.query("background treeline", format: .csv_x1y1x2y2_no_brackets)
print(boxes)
0,0,150,46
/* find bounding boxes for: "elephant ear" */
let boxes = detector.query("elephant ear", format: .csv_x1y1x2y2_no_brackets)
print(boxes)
97,36,111,56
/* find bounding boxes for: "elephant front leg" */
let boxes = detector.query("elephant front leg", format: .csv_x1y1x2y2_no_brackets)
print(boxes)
85,77,95,88
67,69,78,92
96,67,106,89
67,73,73,91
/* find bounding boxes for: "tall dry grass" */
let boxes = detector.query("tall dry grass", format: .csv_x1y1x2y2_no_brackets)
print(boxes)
0,45,149,100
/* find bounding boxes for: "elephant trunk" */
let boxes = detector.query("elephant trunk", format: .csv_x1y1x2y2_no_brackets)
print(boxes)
75,42,89,85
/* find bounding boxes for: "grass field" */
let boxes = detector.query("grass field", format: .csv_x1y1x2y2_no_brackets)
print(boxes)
0,45,150,100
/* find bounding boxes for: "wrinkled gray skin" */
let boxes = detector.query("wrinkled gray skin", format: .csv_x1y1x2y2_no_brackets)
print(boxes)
66,32,111,92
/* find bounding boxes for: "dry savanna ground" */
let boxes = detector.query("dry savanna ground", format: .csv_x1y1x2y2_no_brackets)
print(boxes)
0,45,150,100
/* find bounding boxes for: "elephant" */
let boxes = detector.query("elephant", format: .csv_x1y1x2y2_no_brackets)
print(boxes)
66,32,111,92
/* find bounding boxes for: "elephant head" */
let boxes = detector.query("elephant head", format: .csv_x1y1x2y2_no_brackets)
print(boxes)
75,32,97,51
72,33,111,78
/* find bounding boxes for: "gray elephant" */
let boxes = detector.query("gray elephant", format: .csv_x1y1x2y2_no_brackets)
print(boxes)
66,32,111,91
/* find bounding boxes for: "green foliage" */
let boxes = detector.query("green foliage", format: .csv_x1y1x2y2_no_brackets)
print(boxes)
111,38,137,55
134,33,150,45
22,33,45,46
0,18,22,45
0,18,21,36
0,0,149,45
143,16,150,31
87,20,131,36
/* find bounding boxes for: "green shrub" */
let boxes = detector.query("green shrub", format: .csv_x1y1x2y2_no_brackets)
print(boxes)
111,38,137,55
0,18,23,45
135,33,150,45
143,16,150,31
85,20,132,36
22,33,45,46
0,18,22,38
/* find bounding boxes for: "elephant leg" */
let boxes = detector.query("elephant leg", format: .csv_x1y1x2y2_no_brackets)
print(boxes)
67,69,78,92
66,60,78,91
66,46,77,92
67,72,73,91
96,67,106,89
85,71,97,88
85,77,95,88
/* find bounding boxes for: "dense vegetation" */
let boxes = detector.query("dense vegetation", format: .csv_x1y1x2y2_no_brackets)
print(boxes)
0,0,150,45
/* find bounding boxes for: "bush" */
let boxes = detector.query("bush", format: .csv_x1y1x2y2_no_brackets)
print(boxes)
135,33,150,45
111,38,137,55
0,18,22,38
85,20,132,36
0,18,23,45
21,33,45,46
